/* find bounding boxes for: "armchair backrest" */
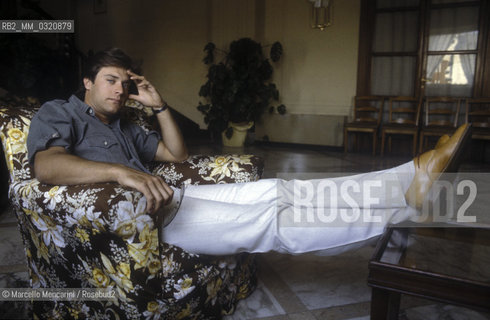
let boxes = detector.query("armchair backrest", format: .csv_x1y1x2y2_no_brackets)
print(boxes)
0,105,38,184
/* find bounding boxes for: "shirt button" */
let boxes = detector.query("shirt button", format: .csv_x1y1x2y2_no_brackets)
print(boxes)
51,133,59,138
104,141,108,146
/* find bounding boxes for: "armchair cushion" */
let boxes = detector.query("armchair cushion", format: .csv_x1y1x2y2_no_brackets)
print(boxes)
0,98,263,319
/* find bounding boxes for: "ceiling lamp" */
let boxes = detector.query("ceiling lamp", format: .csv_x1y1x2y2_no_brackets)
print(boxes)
309,0,332,31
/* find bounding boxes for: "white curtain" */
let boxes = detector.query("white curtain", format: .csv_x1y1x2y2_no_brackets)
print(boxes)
456,31,478,91
425,6,478,97
426,34,454,78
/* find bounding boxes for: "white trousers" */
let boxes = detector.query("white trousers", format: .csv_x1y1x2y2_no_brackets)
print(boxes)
161,162,416,256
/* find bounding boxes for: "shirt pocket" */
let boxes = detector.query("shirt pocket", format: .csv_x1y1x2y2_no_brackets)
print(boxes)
83,135,118,149
76,134,120,163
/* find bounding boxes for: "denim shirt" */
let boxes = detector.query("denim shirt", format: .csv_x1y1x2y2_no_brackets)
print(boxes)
27,95,160,174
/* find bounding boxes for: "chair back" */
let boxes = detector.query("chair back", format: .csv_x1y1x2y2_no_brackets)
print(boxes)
423,97,461,128
387,96,421,126
465,98,490,129
352,96,384,125
0,106,39,185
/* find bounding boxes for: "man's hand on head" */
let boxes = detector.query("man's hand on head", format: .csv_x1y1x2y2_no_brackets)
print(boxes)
125,69,189,164
127,70,166,110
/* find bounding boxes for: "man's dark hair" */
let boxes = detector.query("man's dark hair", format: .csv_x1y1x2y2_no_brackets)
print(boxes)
83,47,137,82
76,48,141,99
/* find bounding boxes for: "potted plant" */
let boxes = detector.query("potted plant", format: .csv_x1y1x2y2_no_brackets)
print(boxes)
197,37,286,146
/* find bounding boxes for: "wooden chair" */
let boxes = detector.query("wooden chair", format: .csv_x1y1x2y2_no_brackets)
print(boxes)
344,96,384,155
465,98,490,161
380,96,421,156
419,96,461,153
465,98,490,140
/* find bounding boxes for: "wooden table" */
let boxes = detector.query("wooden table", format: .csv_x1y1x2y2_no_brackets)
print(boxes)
368,227,490,319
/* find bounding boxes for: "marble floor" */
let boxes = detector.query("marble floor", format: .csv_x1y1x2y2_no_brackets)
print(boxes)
1,142,490,319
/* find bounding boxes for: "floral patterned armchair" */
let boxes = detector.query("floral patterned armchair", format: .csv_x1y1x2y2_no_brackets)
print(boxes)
0,97,264,319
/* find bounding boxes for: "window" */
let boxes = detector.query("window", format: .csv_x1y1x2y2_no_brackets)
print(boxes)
357,0,490,98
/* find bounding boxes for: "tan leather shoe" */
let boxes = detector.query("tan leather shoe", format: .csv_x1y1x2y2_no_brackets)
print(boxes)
435,134,450,149
405,124,472,209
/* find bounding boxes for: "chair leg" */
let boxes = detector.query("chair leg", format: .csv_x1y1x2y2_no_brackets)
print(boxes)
373,132,377,156
412,133,418,156
419,133,425,153
388,136,392,154
344,129,348,153
381,131,386,156
483,139,487,162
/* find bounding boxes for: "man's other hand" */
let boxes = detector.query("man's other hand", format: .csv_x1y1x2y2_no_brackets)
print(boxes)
113,164,174,214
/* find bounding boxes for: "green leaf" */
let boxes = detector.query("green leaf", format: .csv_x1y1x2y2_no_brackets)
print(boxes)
198,37,284,133
270,42,283,62
203,42,216,65
204,42,216,52
197,103,210,114
225,127,234,139
277,104,287,115
199,82,210,97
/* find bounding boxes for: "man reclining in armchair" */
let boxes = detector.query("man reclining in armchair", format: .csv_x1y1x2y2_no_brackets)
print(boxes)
28,48,471,256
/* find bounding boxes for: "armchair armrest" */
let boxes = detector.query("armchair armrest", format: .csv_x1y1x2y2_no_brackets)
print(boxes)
10,179,154,241
9,178,167,307
152,154,264,187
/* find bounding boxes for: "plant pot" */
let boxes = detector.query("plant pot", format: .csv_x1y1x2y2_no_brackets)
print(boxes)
222,121,254,147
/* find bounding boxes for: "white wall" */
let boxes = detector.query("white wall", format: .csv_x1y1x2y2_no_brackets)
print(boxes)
258,0,360,145
75,0,361,146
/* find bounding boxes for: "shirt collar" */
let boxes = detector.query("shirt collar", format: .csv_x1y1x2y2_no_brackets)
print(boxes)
69,94,121,128
69,94,92,115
